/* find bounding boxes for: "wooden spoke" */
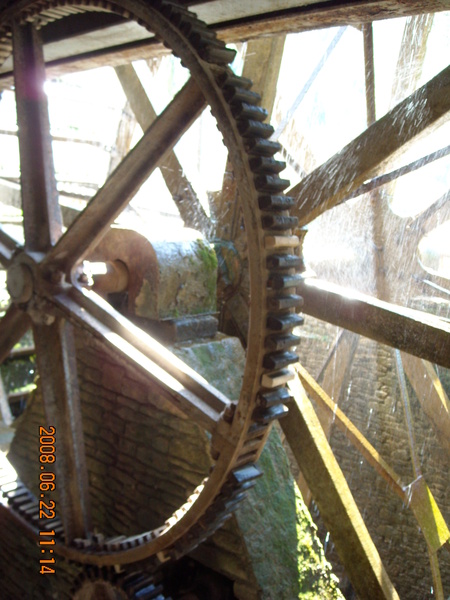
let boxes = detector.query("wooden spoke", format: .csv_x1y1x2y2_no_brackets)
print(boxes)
0,226,21,267
289,65,450,226
43,78,206,274
12,22,62,252
33,318,91,542
0,304,30,364
299,277,450,369
52,287,229,433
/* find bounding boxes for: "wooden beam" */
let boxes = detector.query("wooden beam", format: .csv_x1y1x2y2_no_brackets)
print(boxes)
281,375,400,600
240,35,286,122
114,64,212,236
298,278,450,369
289,65,450,226
1,1,446,89
400,353,450,456
362,23,376,125
211,1,450,42
297,363,407,500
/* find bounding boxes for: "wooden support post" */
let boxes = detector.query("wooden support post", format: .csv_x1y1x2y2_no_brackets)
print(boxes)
281,375,400,600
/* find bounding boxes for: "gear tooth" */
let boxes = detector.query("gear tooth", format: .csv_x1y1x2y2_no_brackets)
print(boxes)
246,137,282,157
216,71,253,90
252,403,289,424
266,253,302,269
232,102,268,122
202,45,236,64
267,294,304,311
224,86,261,105
258,387,293,407
159,1,197,22
262,214,298,230
186,27,216,46
263,350,298,370
238,119,274,138
230,464,263,485
249,156,286,174
255,174,290,193
267,313,304,333
261,368,295,388
268,272,302,289
259,194,295,211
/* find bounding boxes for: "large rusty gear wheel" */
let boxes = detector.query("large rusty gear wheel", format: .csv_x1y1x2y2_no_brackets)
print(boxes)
0,0,302,568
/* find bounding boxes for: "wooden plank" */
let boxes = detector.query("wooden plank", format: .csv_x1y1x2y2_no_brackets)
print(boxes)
400,353,450,456
281,375,400,600
298,278,450,369
240,35,286,122
289,65,450,226
297,363,407,500
212,1,450,42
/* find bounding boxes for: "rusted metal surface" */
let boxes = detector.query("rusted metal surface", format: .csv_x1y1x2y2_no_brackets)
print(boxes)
290,65,450,226
33,319,91,541
0,304,31,364
299,277,450,369
12,22,62,251
0,226,21,267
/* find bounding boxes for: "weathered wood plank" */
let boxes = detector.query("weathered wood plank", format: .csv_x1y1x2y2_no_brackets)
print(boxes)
400,353,450,456
212,1,450,42
289,65,450,226
281,375,400,600
298,278,450,369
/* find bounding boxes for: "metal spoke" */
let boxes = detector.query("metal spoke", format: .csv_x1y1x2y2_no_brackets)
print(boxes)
0,304,30,364
52,287,229,433
12,22,62,252
0,226,21,267
33,318,91,542
43,77,206,274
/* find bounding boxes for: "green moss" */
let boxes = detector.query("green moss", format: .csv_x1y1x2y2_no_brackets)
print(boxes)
236,429,343,599
193,239,218,308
